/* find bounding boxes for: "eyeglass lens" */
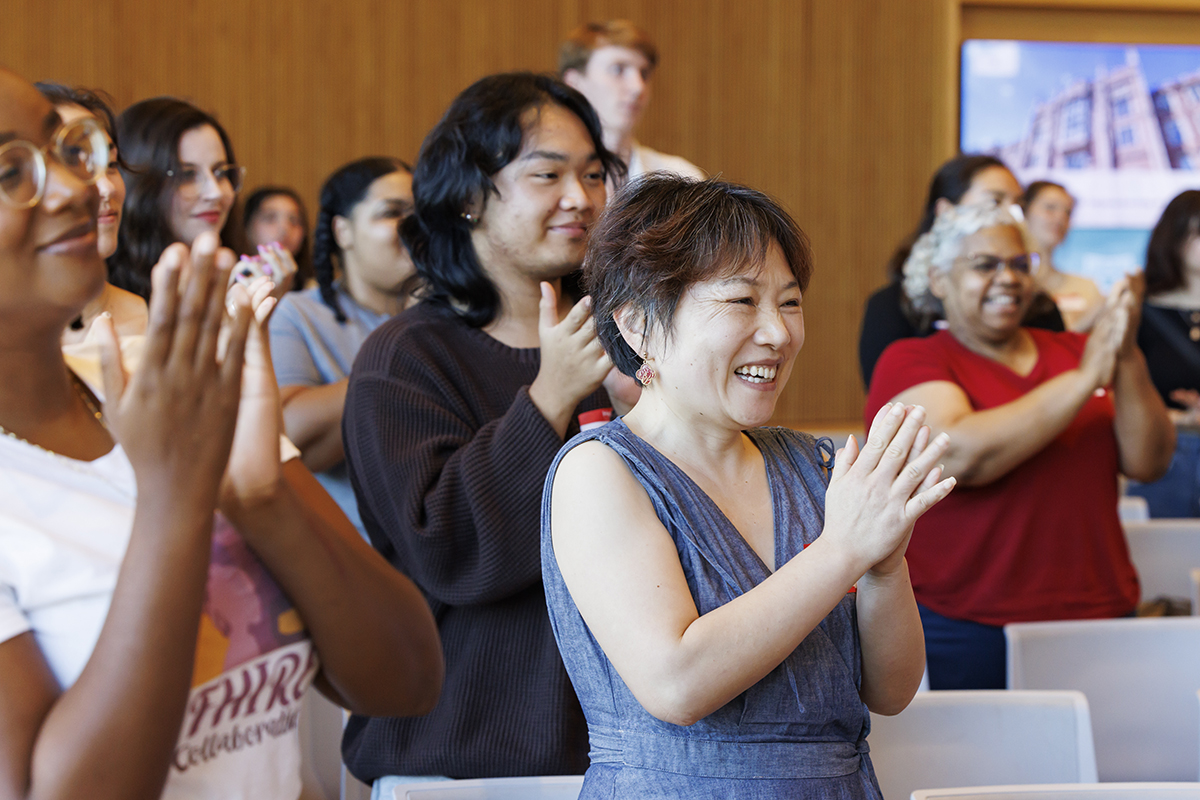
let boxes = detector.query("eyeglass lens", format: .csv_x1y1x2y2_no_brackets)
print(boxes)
969,254,1033,275
173,165,244,194
0,119,106,208
0,145,45,206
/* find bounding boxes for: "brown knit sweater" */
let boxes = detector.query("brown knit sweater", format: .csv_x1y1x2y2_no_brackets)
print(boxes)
341,300,609,780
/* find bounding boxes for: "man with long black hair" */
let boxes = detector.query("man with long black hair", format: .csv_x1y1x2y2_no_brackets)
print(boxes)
341,73,626,789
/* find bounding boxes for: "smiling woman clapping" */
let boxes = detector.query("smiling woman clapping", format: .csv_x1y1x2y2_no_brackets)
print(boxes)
543,176,955,799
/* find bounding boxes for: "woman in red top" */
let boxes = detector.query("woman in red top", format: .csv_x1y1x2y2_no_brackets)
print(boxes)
866,203,1173,689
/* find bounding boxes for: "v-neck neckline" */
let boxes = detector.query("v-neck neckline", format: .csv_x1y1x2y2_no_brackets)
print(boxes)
616,419,781,577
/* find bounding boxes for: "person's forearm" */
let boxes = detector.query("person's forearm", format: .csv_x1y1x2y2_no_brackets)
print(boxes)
854,559,924,715
619,536,864,727
935,368,1097,485
1112,348,1175,482
280,381,348,472
27,493,215,800
223,461,443,717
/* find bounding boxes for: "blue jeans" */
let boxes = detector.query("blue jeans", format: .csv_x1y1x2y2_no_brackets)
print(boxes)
919,604,1007,690
1127,430,1200,518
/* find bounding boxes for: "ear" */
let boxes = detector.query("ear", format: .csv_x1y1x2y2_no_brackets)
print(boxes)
928,265,950,300
332,215,353,251
613,303,649,355
562,68,585,91
462,191,484,225
934,197,954,217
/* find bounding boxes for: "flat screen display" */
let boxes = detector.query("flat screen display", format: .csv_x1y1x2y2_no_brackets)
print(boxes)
961,39,1200,289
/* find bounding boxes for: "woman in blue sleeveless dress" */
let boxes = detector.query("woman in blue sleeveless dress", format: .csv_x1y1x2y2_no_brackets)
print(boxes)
542,176,956,798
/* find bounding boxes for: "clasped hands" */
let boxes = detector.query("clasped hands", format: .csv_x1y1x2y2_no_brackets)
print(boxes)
822,403,956,580
95,232,282,509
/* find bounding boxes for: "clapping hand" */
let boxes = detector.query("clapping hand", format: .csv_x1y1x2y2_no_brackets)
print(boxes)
220,277,283,507
822,403,956,579
95,233,252,509
530,281,613,436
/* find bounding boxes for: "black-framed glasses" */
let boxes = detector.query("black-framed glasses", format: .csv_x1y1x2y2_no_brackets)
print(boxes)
166,163,246,196
0,117,110,209
957,252,1039,276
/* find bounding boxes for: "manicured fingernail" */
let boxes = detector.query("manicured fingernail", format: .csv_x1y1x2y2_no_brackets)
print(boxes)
890,404,905,416
936,432,950,444
271,241,282,249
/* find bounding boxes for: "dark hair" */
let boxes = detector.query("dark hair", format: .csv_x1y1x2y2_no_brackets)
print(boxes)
559,20,658,75
1022,180,1070,210
886,154,1011,283
585,175,813,378
313,157,410,322
1146,190,1200,296
242,186,313,291
34,82,119,144
110,97,239,300
402,72,625,328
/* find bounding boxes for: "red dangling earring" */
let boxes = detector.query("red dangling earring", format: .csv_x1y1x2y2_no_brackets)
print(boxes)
635,353,656,387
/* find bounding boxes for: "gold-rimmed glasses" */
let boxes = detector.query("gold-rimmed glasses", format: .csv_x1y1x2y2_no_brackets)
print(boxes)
0,117,110,209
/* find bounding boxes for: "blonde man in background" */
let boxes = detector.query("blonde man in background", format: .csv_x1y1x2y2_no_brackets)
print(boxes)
560,20,706,182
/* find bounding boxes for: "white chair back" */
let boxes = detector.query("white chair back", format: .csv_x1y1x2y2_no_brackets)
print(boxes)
1119,495,1151,523
1189,569,1200,617
391,776,584,799
1123,519,1200,603
912,783,1200,800
869,690,1096,800
1006,618,1200,781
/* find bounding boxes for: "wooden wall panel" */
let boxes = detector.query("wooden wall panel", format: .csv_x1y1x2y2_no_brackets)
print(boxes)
580,0,956,426
962,4,1200,42
1,0,957,428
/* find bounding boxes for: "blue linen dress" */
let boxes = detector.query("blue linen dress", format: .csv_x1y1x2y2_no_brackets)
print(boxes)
541,419,882,799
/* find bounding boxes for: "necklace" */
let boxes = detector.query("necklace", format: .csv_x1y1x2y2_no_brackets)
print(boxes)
0,373,108,456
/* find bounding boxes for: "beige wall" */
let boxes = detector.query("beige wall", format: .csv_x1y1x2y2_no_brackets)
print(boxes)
5,0,963,428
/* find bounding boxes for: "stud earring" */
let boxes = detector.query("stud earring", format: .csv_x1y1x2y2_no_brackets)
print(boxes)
461,211,475,223
635,353,656,387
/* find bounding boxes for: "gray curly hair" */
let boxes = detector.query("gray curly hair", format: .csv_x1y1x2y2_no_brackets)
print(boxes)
902,203,1028,315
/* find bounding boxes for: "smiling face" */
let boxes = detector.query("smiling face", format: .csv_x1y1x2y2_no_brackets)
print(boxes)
642,242,803,431
931,224,1033,347
55,102,124,260
247,193,306,256
1025,185,1074,253
168,124,236,246
470,102,607,286
0,71,103,327
336,169,414,297
564,45,652,137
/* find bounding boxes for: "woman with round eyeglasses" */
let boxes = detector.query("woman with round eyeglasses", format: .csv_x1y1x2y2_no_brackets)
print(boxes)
0,69,442,800
866,203,1173,690
858,155,1066,389
110,97,296,302
34,83,149,346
